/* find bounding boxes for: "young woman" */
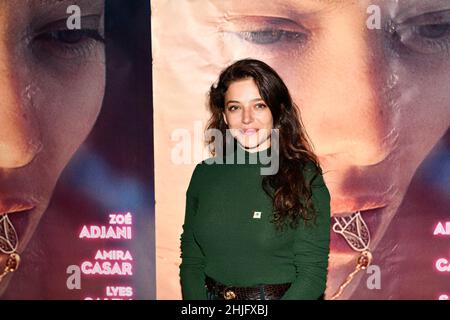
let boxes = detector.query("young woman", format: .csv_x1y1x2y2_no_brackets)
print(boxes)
180,59,331,300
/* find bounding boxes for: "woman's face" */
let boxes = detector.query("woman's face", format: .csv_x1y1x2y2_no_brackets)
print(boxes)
0,0,105,291
223,78,273,152
153,0,450,298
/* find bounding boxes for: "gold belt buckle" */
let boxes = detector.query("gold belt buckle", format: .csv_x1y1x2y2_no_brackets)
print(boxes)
223,287,237,300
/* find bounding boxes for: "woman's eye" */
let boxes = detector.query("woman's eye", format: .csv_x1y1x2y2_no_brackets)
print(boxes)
32,16,104,61
255,103,267,109
396,10,450,54
228,105,239,111
237,29,307,45
227,16,309,45
417,23,450,39
37,29,105,45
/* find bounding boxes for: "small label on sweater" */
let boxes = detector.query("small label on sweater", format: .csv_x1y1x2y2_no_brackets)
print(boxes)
253,211,262,219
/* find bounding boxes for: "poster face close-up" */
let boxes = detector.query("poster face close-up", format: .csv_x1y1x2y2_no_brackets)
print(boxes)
0,0,154,300
152,0,450,300
1,0,449,301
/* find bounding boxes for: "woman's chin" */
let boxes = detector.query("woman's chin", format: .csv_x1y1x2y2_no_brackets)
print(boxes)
236,139,270,152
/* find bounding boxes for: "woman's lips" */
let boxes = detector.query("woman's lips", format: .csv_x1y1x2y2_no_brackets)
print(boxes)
0,198,37,215
240,128,259,136
331,195,388,216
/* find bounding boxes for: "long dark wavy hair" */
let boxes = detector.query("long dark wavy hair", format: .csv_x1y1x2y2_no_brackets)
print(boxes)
206,58,323,230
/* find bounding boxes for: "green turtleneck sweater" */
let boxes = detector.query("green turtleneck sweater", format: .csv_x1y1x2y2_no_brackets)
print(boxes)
180,146,331,300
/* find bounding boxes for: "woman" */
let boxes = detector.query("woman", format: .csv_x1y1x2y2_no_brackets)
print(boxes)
180,59,331,300
0,0,105,296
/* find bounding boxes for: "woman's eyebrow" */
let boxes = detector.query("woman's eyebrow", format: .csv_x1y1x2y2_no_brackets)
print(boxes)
34,0,103,11
316,0,345,4
226,98,264,105
401,0,450,15
222,0,347,19
299,0,348,10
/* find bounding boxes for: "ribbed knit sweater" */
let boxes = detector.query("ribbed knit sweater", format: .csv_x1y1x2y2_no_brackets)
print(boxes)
180,146,331,300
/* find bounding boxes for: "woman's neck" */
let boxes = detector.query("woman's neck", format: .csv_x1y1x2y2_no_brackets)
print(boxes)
240,140,271,154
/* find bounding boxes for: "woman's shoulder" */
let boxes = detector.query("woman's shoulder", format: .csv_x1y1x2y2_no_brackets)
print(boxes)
189,156,224,179
193,156,222,170
303,159,320,174
186,157,225,194
303,160,317,171
302,160,324,187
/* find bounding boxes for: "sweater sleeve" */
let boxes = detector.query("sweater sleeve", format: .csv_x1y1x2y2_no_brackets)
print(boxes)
281,162,331,300
179,164,207,300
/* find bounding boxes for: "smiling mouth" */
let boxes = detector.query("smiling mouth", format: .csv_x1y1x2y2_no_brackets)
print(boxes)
240,128,259,136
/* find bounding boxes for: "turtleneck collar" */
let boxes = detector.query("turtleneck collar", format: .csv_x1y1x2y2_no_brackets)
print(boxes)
224,142,273,165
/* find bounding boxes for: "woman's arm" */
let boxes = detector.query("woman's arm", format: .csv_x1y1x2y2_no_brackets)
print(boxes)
281,163,331,300
179,164,207,300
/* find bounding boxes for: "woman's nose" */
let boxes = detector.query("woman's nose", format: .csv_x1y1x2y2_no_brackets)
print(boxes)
241,107,254,125
306,16,396,167
0,48,41,168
